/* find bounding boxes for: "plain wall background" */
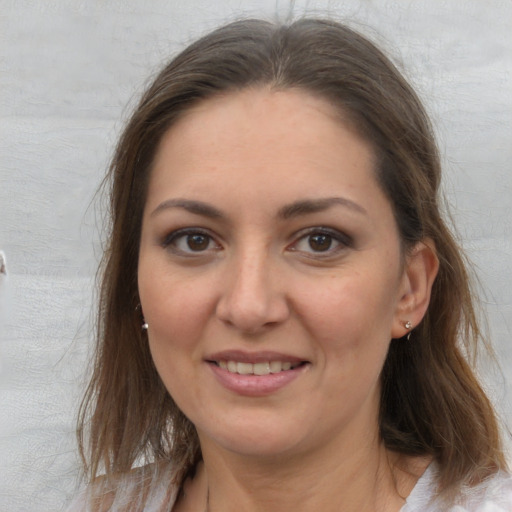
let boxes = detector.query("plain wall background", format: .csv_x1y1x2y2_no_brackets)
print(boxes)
1,1,511,510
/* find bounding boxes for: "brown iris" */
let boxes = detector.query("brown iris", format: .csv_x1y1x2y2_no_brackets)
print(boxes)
308,234,332,252
187,234,210,251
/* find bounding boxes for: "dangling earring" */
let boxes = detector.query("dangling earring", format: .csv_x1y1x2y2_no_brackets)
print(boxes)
404,320,413,341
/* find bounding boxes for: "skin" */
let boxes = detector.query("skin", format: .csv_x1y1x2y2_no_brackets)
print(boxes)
138,88,438,511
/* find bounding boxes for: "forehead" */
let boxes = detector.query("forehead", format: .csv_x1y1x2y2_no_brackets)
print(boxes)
144,88,394,228
153,90,371,178
163,88,367,155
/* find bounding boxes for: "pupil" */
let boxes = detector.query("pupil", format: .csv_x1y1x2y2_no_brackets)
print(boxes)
187,234,209,251
309,234,331,251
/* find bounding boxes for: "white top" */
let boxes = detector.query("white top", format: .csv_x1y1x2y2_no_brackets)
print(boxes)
67,463,512,511
402,464,512,511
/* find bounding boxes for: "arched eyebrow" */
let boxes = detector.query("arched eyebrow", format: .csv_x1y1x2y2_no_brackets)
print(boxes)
150,199,223,219
278,197,367,219
150,196,366,220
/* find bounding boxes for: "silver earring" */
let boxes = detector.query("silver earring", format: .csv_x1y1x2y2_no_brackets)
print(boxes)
404,320,413,340
137,303,148,331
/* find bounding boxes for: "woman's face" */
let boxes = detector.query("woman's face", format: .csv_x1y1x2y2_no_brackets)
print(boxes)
138,89,412,459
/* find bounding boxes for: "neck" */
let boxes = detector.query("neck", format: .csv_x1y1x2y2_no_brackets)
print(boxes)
199,430,426,512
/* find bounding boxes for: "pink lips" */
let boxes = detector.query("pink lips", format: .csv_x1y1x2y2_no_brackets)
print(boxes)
205,350,309,397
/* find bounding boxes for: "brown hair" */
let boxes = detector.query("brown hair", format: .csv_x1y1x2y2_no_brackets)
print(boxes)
78,18,506,493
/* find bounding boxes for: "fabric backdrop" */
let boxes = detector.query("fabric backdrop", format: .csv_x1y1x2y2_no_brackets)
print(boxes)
1,1,511,510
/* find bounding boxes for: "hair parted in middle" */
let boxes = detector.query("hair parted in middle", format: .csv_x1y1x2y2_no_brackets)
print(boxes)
78,17,505,491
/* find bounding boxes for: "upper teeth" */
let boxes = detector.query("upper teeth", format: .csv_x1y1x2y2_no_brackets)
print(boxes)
218,360,297,375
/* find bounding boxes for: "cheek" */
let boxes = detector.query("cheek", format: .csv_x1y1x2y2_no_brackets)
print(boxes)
140,274,213,404
292,268,400,382
143,278,213,345
298,271,399,335
138,262,221,384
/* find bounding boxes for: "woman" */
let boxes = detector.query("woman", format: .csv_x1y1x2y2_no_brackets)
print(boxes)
70,18,512,511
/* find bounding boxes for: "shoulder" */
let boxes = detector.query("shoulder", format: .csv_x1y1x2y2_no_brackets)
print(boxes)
456,471,512,511
64,463,181,512
404,465,512,512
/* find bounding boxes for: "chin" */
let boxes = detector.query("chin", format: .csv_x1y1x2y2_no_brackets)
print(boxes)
214,436,303,461
197,415,310,459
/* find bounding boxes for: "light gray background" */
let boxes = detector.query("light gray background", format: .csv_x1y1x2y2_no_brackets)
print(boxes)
1,1,511,511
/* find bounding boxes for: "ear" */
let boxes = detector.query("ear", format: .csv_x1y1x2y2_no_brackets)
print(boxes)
391,239,439,339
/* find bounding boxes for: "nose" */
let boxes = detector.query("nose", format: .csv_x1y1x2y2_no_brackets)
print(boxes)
215,249,290,334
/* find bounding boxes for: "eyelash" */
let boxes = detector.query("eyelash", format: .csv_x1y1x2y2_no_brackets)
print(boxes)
289,227,353,257
161,227,352,258
161,228,221,256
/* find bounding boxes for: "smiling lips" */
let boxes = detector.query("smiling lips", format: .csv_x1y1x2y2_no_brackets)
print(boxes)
206,352,309,396
216,360,301,376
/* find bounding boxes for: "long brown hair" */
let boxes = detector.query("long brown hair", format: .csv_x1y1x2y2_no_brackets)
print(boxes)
78,17,507,492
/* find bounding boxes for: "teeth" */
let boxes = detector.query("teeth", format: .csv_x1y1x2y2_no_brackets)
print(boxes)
237,362,253,375
269,361,283,373
217,360,300,375
253,362,270,375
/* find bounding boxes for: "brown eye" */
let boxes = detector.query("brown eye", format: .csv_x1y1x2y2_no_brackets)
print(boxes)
289,227,352,258
187,234,210,251
163,229,220,255
308,233,332,252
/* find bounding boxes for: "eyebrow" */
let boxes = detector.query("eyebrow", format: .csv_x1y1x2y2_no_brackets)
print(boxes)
150,199,224,219
150,196,367,220
278,197,367,219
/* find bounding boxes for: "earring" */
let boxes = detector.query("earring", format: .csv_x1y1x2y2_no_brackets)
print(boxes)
404,320,412,341
136,304,149,331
